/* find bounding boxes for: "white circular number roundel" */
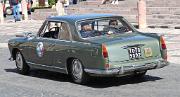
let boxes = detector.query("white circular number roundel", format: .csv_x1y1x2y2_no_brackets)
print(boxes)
36,42,44,57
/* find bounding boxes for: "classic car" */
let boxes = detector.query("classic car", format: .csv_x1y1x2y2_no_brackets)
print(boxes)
8,14,169,84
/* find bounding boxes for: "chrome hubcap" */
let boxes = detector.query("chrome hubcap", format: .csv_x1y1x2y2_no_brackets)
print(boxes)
16,52,23,70
72,59,83,80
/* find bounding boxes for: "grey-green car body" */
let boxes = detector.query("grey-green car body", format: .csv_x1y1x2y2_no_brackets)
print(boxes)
8,14,169,77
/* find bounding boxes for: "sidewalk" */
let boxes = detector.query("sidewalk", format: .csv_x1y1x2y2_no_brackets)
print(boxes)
0,20,43,35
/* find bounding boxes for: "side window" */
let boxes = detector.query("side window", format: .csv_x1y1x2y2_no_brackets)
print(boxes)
39,21,70,40
40,21,61,39
94,20,123,31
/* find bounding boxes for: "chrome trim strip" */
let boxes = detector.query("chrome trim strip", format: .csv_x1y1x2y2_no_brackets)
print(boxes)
122,44,145,49
27,61,66,70
84,68,119,75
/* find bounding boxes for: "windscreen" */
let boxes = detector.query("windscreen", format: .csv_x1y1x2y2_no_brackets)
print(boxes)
77,17,134,38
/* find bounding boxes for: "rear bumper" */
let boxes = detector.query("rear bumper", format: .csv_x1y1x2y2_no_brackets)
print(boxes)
84,60,169,76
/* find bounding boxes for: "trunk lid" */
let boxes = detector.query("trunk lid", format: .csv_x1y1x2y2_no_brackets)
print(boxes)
89,33,161,63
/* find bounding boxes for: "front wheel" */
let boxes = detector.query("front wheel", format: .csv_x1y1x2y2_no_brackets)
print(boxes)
70,59,89,84
15,51,30,75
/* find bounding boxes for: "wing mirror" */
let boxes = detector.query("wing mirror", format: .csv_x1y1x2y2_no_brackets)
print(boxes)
25,32,35,38
16,32,36,38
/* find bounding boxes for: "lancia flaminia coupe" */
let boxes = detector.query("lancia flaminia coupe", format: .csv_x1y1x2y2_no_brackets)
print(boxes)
8,14,169,84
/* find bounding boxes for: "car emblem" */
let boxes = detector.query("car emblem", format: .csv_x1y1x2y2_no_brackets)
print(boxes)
36,42,44,57
144,47,153,57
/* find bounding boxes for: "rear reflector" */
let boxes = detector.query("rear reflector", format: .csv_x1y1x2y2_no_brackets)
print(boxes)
102,44,108,58
160,36,166,49
105,64,110,69
160,36,167,60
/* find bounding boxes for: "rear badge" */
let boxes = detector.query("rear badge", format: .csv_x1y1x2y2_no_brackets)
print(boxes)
36,42,44,57
144,48,152,57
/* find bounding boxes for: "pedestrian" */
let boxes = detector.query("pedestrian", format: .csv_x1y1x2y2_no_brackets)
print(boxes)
27,0,33,19
72,0,77,4
1,0,6,17
9,0,21,22
111,0,118,5
101,0,109,4
64,0,69,7
101,0,118,5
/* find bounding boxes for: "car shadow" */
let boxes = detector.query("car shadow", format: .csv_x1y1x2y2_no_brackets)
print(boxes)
86,75,163,88
5,68,163,88
5,68,71,82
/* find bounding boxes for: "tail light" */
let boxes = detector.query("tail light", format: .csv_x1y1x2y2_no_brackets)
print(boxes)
160,36,167,60
160,36,166,49
102,44,108,58
102,44,110,69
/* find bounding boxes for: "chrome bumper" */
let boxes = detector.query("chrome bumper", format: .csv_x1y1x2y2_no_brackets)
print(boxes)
84,60,169,76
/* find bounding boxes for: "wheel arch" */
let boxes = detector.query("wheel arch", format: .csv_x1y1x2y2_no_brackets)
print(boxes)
12,48,20,60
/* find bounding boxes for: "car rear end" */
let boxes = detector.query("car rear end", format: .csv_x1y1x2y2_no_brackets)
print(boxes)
85,33,169,76
75,15,168,76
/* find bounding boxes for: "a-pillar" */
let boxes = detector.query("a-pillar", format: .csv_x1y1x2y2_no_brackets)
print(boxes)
21,0,28,20
0,1,4,24
56,0,66,16
138,0,147,29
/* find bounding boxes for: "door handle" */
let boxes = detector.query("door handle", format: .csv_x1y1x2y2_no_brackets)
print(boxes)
49,44,55,47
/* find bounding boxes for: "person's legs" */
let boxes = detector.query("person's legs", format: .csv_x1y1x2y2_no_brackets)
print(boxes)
101,0,110,4
73,0,77,4
12,5,17,21
16,4,20,21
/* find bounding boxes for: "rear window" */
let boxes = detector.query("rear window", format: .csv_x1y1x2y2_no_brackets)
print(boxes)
77,17,134,39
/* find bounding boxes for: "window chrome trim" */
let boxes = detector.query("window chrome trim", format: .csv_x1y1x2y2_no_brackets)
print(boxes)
27,61,67,72
37,20,73,41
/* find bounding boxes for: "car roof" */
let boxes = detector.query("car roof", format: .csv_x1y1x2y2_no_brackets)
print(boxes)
47,14,122,23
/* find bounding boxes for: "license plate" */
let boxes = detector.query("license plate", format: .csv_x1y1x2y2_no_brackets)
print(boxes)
128,47,141,60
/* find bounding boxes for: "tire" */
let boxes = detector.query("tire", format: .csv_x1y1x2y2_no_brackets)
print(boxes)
134,71,147,78
6,7,13,15
15,51,30,75
70,59,89,84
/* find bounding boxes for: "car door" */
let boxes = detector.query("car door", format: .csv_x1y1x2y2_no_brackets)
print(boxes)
29,37,55,66
52,22,72,69
27,21,59,66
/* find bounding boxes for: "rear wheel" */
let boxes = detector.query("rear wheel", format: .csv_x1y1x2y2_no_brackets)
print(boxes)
15,51,30,75
70,59,89,84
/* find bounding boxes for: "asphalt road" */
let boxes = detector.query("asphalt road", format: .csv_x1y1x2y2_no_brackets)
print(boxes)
0,21,180,97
